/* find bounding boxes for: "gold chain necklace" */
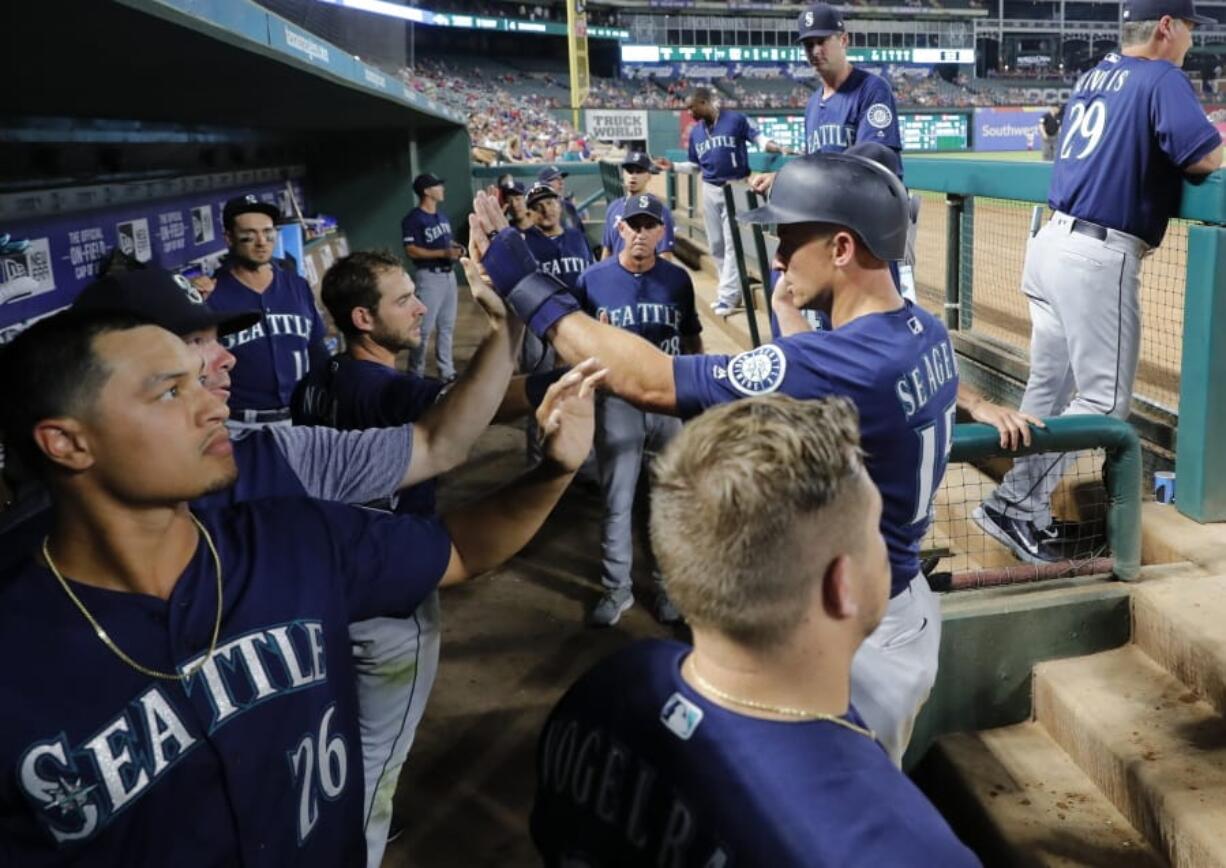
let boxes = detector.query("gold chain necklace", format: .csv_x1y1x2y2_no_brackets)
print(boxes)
687,659,876,741
42,514,223,682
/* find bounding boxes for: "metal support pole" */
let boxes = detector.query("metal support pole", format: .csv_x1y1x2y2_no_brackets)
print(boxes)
944,193,964,331
723,184,761,348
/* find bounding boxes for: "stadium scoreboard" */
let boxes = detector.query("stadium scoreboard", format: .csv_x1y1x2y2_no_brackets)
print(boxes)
622,46,975,64
748,113,968,153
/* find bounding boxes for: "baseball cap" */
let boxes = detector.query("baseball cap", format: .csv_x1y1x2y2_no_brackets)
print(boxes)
222,194,280,230
499,179,527,197
537,165,569,184
621,151,661,174
526,183,560,208
796,3,846,41
844,142,903,180
413,173,445,196
73,268,260,338
1122,0,1214,23
622,193,666,224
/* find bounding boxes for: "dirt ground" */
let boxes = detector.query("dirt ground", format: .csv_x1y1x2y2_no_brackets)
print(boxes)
381,292,685,867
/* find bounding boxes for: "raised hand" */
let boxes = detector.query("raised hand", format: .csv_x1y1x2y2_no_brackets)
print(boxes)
460,254,506,320
536,358,606,472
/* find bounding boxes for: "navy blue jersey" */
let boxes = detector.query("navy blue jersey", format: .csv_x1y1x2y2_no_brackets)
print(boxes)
674,302,958,595
572,258,701,356
208,266,328,411
401,207,455,269
687,111,759,184
602,196,677,257
804,67,901,155
290,356,445,515
0,498,452,866
524,226,594,291
531,639,981,867
1049,53,1220,248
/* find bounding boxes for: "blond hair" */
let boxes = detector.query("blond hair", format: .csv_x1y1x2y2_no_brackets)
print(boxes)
1121,20,1161,46
649,394,866,648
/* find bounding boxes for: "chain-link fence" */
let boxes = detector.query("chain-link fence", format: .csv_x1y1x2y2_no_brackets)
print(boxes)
922,451,1112,590
912,193,1189,415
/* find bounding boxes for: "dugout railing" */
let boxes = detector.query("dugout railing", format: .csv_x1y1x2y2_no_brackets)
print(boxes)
659,152,1226,527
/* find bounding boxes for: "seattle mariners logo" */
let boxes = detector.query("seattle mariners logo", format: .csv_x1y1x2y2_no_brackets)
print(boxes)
727,344,787,396
173,273,204,305
804,11,814,26
867,103,894,129
638,195,649,209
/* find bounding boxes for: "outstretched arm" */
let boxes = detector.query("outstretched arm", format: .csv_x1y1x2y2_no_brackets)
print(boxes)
439,361,605,585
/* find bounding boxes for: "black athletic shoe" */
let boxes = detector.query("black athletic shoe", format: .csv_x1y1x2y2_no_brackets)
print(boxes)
972,503,1065,565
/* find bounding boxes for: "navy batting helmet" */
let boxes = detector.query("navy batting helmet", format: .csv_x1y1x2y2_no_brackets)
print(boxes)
738,153,910,262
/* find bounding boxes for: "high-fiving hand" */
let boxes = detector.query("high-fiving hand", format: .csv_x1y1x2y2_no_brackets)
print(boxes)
535,358,607,472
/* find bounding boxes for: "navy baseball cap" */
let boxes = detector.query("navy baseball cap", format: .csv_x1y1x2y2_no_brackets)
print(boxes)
621,151,661,174
413,173,445,196
537,166,569,184
499,179,527,197
1122,0,1214,23
845,142,903,180
526,183,560,208
622,193,666,224
222,194,280,230
73,268,260,338
797,3,845,41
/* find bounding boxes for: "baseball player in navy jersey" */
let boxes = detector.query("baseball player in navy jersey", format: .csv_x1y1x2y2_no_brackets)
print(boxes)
532,396,980,867
207,194,329,430
750,3,901,198
468,153,957,764
537,165,585,233
524,183,595,291
600,152,676,261
499,179,534,232
572,194,702,627
0,266,553,867
656,87,785,316
975,0,1222,563
0,307,602,865
290,249,564,866
403,173,465,381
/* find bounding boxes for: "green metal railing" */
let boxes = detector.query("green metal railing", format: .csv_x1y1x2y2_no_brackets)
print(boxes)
952,417,1143,581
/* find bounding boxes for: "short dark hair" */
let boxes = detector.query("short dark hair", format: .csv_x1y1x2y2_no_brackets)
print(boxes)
320,250,403,339
0,310,152,478
689,86,712,103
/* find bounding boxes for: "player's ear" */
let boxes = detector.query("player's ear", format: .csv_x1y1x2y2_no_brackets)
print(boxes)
821,553,859,620
350,305,377,334
830,231,857,268
32,418,96,473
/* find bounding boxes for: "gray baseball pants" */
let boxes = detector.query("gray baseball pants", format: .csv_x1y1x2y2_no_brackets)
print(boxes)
594,395,681,594
410,269,457,379
702,181,742,306
985,212,1146,527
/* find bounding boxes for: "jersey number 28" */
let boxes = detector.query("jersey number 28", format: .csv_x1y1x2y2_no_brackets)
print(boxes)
1059,101,1107,161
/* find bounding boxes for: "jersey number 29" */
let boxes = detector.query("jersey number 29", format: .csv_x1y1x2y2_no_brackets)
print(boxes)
1059,101,1107,161
912,401,956,525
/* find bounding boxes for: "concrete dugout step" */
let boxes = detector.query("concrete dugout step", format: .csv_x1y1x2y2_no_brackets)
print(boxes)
918,723,1161,867
1035,646,1226,867
1133,574,1226,720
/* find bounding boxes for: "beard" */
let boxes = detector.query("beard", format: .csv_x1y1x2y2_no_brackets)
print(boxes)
371,318,420,353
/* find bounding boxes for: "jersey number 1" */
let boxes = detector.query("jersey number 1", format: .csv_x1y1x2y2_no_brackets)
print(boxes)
912,401,956,525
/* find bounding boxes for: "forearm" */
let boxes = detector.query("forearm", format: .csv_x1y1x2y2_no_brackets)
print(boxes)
406,245,450,260
408,315,524,484
440,458,574,584
774,303,813,337
550,314,677,413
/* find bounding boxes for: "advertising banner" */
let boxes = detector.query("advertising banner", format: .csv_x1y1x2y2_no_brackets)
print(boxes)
586,109,649,142
973,106,1046,152
0,180,305,338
